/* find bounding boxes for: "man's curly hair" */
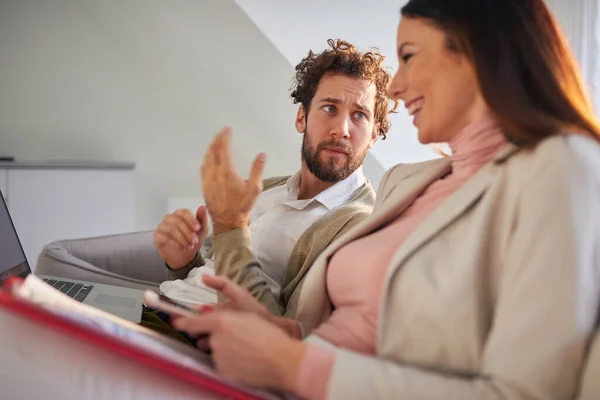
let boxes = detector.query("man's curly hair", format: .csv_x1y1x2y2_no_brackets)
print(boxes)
290,39,399,140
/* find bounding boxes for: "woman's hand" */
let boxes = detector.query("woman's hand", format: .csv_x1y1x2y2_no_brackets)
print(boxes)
173,311,306,392
201,274,270,316
201,275,302,338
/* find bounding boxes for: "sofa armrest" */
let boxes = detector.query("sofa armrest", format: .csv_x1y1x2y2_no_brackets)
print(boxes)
35,231,165,291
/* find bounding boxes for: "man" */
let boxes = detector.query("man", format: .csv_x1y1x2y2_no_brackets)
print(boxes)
152,39,398,318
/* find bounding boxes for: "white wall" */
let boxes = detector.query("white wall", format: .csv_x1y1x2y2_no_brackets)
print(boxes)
3,0,593,234
544,0,600,116
0,0,314,230
234,0,439,170
235,0,600,169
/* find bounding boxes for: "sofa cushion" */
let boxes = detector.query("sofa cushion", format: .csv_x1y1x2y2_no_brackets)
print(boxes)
35,231,165,291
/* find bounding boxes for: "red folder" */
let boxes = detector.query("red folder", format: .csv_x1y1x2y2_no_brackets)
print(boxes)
0,277,280,400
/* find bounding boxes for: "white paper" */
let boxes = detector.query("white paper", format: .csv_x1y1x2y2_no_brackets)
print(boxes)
12,275,281,400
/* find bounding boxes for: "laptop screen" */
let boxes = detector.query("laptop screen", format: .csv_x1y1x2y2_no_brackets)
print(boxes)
0,191,31,285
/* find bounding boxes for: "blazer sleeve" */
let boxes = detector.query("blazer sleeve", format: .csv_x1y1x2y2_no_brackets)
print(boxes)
320,138,600,399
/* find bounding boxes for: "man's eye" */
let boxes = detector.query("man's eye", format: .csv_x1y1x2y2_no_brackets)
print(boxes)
354,112,366,119
402,53,413,63
322,105,335,113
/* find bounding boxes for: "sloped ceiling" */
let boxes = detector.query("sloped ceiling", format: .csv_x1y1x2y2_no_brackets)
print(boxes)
234,0,440,169
234,0,600,165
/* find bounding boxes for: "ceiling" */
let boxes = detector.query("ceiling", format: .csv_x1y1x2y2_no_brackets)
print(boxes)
234,0,441,168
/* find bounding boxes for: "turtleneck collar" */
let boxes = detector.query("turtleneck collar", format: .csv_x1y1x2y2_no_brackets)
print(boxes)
448,118,508,177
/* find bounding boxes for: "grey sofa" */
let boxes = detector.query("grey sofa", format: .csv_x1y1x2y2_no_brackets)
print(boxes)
36,231,164,291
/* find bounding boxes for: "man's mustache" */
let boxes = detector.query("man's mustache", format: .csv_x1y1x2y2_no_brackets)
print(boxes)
317,140,353,155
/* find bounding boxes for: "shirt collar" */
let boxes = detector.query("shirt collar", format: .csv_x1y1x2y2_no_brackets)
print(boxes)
285,167,366,210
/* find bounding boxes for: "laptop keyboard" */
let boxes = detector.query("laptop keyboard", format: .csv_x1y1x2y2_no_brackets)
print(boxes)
42,278,94,302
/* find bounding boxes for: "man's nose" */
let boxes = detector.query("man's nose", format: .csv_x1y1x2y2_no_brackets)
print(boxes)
330,115,350,139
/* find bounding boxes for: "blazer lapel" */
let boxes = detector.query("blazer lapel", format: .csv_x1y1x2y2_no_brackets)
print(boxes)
296,159,452,331
298,143,520,333
318,144,519,294
324,158,453,261
381,160,498,290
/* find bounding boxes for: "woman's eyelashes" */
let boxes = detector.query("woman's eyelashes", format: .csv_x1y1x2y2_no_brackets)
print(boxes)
401,53,414,63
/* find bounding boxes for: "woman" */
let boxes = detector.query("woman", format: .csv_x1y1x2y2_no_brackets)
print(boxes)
174,0,600,398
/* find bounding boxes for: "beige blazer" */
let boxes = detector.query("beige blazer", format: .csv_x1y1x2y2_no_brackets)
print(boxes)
295,134,600,399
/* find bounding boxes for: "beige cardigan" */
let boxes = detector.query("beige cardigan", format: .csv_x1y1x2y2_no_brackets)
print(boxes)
296,135,600,399
167,176,375,317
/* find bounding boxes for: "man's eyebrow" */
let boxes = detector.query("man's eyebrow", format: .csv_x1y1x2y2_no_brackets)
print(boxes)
317,97,372,114
317,97,342,104
354,102,371,114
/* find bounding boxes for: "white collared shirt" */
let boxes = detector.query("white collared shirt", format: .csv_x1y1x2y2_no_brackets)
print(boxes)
248,167,366,294
160,168,366,305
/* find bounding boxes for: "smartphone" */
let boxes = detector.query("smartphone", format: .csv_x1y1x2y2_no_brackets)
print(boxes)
143,290,200,318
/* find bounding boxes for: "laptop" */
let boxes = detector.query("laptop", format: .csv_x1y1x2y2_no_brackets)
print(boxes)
0,190,144,323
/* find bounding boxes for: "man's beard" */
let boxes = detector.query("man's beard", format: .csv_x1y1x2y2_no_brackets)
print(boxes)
301,131,368,183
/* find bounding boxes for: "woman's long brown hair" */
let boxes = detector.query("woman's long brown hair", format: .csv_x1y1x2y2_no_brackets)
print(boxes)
402,0,600,146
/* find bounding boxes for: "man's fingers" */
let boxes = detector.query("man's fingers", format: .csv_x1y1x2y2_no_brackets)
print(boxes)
152,229,170,247
196,206,209,236
196,205,207,222
247,153,266,194
221,127,236,170
167,216,198,247
154,223,179,246
212,126,232,166
202,127,232,185
163,214,197,237
217,126,232,145
203,130,222,172
159,216,197,248
173,209,201,232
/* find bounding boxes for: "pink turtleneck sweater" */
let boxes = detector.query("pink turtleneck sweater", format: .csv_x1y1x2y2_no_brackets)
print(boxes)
294,119,508,400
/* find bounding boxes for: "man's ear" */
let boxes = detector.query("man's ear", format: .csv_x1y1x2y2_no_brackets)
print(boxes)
368,123,380,149
295,105,307,134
